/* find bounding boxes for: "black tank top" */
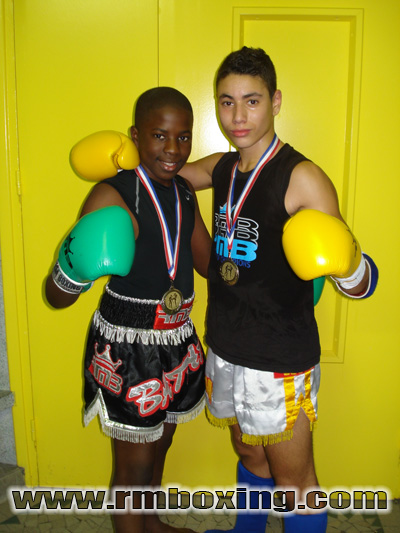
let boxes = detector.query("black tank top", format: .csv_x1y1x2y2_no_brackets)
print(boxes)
103,170,195,300
206,144,320,372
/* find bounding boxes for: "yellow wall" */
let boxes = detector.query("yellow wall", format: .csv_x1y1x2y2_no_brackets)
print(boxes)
0,0,399,497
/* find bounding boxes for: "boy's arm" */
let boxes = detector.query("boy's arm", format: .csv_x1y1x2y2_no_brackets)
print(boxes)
181,153,224,191
45,184,137,309
284,161,372,297
45,275,80,309
185,180,212,278
285,161,343,220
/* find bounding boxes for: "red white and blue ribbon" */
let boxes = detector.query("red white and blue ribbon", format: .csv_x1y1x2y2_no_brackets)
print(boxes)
226,134,280,255
135,165,182,281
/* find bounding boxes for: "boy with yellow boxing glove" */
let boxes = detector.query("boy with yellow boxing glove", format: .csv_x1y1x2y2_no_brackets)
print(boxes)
178,47,378,533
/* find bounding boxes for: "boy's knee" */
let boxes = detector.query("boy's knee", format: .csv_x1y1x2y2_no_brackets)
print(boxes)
113,443,157,486
231,430,266,465
114,459,154,486
270,464,318,494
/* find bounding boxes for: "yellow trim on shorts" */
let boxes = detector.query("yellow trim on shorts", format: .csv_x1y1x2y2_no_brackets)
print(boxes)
241,420,316,447
241,430,294,446
206,405,316,446
205,405,238,428
283,369,317,430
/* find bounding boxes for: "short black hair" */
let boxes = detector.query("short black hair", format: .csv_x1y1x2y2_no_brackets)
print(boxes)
216,47,277,99
134,87,193,128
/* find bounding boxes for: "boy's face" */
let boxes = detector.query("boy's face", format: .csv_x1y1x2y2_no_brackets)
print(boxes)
216,74,281,154
131,105,193,186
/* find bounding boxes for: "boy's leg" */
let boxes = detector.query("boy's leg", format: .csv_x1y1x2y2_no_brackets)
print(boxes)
112,429,195,533
145,423,194,533
206,423,274,533
264,409,317,508
264,409,327,532
112,437,157,533
230,424,271,479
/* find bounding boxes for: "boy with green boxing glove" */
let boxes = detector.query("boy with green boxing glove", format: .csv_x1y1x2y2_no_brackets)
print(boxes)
46,87,211,533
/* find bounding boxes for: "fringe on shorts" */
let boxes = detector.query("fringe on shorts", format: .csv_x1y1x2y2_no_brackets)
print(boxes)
205,405,316,446
84,390,205,443
205,405,238,429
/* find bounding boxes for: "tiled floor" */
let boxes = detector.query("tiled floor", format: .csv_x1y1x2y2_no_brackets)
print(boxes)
0,496,399,532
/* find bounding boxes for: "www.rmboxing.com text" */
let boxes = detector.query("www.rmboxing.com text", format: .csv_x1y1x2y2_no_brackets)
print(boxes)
8,486,391,514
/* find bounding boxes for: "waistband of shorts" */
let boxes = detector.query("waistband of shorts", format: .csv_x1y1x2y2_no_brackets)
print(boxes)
93,310,195,346
97,285,195,337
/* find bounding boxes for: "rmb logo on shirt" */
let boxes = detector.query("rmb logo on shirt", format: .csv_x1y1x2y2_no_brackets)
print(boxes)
214,203,259,268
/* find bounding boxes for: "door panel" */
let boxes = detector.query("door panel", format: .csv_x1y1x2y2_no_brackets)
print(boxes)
1,0,399,494
158,0,400,493
11,0,159,485
235,8,364,363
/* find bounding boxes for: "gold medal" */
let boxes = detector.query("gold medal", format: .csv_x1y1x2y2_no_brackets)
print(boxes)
136,166,184,315
223,135,279,287
161,285,183,314
220,258,239,286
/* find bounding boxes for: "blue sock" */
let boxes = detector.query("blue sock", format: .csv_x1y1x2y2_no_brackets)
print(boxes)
206,461,274,533
284,511,328,532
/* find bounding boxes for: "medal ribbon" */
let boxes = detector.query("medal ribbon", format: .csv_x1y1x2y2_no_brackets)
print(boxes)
135,165,182,280
225,134,280,255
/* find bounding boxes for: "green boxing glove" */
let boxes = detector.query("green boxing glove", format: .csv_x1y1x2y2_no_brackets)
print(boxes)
313,276,325,306
52,206,135,294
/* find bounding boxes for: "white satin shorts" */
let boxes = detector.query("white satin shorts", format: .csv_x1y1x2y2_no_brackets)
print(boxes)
205,348,320,446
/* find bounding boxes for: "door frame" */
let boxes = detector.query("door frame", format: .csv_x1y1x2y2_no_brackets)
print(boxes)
0,0,38,484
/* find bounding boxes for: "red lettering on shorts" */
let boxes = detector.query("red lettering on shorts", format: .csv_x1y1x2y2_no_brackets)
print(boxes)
125,378,164,416
153,300,193,330
126,341,204,416
89,343,123,395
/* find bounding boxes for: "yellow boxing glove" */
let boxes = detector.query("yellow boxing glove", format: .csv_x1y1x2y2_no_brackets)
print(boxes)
70,130,140,181
282,209,364,287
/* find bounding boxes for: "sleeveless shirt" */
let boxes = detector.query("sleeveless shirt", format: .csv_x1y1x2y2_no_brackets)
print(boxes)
102,170,195,300
206,144,320,373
